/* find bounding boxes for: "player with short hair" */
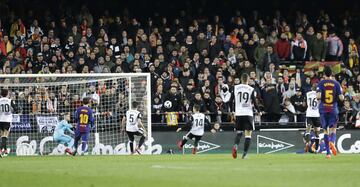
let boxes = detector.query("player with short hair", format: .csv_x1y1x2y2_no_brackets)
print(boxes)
0,89,18,157
122,101,147,154
232,73,261,159
317,66,344,159
176,104,215,154
73,97,95,156
304,84,321,153
53,112,75,155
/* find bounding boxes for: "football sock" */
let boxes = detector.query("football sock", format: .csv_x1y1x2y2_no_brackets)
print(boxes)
74,136,81,151
330,133,336,143
304,133,310,143
194,139,200,148
129,141,134,153
138,136,145,148
81,141,87,152
181,139,188,147
1,137,7,150
315,138,320,150
234,132,243,147
181,135,189,147
243,137,251,155
324,134,330,155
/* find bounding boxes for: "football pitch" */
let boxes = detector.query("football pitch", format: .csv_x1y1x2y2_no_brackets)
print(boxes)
0,154,359,187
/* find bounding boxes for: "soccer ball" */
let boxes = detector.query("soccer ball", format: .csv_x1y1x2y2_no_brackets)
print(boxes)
164,100,172,109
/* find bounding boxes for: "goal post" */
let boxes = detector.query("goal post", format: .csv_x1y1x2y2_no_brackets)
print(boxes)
0,73,152,156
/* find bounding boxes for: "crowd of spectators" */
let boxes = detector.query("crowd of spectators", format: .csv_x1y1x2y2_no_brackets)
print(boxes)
1,5,360,128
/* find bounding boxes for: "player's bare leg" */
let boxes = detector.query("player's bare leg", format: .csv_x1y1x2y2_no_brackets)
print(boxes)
329,127,337,156
242,130,252,159
233,131,243,159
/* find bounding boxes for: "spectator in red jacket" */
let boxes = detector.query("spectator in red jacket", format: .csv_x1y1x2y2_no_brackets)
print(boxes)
275,33,290,60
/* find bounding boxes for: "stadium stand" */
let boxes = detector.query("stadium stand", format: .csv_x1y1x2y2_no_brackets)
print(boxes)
1,0,360,130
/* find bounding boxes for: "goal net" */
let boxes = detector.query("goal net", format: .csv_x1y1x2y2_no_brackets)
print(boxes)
0,73,152,156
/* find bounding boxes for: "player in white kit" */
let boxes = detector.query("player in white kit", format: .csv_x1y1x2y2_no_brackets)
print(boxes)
176,104,215,154
0,89,18,157
305,84,321,153
121,101,146,154
232,73,261,159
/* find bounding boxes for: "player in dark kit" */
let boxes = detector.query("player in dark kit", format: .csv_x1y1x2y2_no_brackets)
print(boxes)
73,97,95,156
317,66,344,159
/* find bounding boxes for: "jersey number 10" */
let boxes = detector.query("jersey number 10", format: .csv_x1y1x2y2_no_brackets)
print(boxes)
0,104,10,113
80,114,89,124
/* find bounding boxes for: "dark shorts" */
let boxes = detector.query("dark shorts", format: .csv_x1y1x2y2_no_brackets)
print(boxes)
306,117,321,128
235,116,254,131
126,131,144,142
0,122,11,131
75,131,90,142
320,112,338,129
185,132,202,141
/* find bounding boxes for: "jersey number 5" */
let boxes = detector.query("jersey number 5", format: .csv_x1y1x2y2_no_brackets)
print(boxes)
325,90,333,103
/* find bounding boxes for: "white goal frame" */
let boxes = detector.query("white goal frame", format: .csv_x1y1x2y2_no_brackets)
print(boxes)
0,73,152,154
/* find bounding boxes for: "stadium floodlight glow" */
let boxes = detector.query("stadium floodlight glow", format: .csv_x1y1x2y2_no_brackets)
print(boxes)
0,73,152,156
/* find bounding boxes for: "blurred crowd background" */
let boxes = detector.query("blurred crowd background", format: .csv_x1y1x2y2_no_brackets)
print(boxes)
1,0,360,129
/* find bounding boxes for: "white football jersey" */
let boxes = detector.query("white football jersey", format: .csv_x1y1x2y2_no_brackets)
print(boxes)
190,113,207,136
306,91,320,117
0,97,14,122
125,110,142,132
234,84,255,116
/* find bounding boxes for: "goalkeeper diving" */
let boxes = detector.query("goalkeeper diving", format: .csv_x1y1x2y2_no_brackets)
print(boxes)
53,112,75,155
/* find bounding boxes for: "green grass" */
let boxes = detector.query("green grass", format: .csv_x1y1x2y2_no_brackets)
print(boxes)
0,154,359,187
